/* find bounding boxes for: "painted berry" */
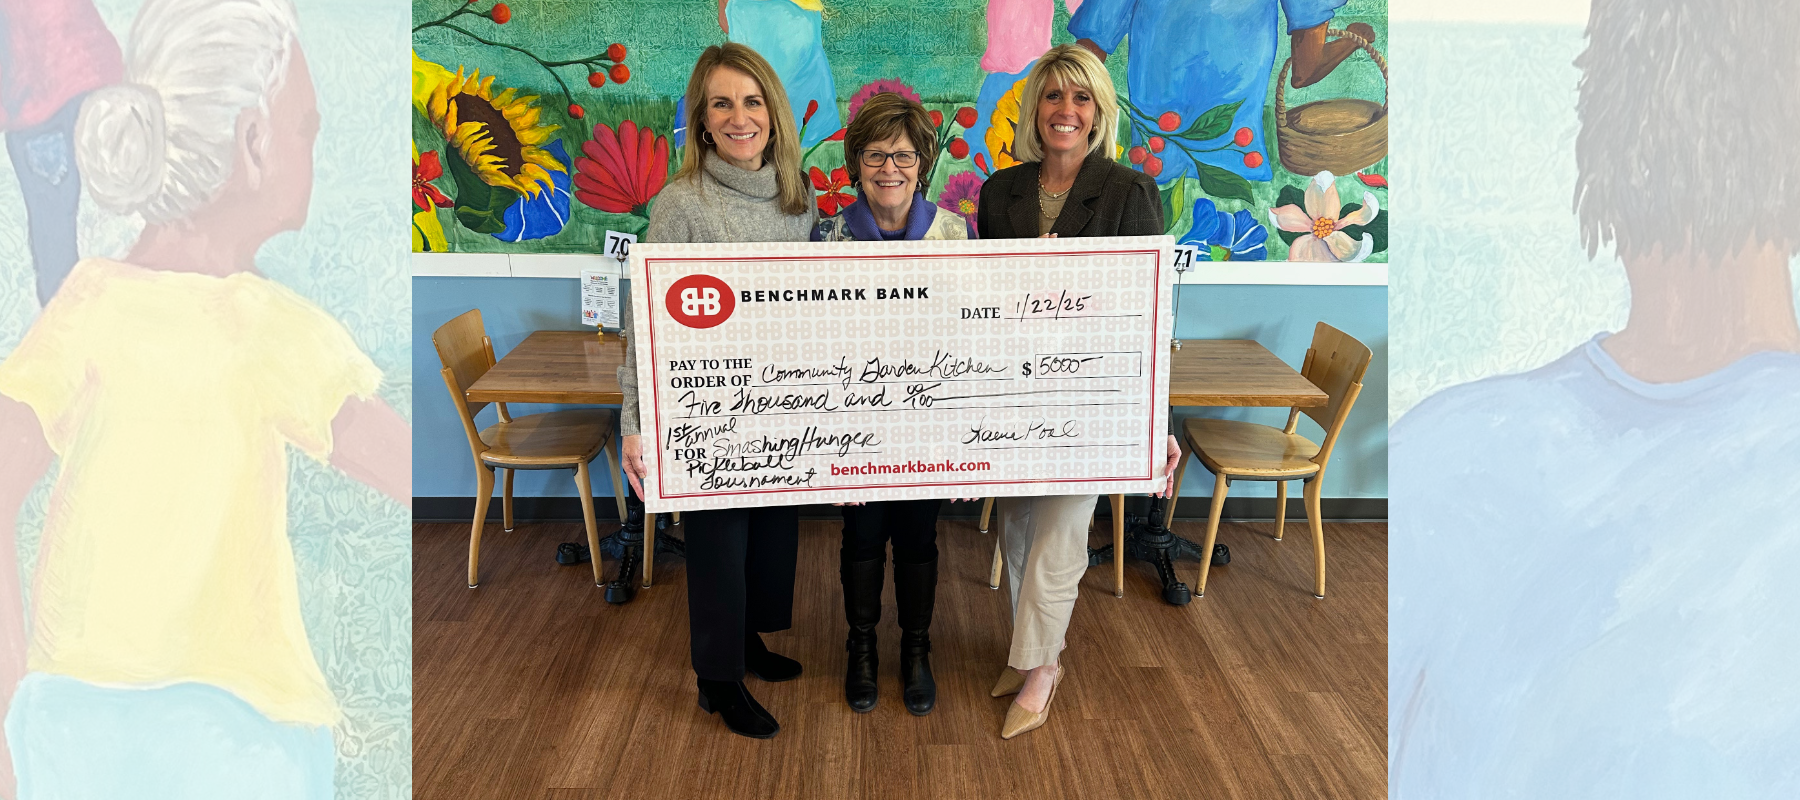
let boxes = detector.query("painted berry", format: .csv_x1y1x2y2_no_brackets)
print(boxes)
1148,136,1165,153
955,107,977,128
974,153,990,174
568,104,584,119
490,2,510,23
588,70,606,88
1127,145,1147,164
607,43,628,62
1157,111,1181,132
929,109,944,127
1233,127,1253,147
948,137,969,159
609,63,630,84
1143,156,1164,177
1243,151,1263,169
804,99,819,124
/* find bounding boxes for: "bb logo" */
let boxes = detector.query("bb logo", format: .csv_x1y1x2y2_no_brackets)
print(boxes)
665,274,736,329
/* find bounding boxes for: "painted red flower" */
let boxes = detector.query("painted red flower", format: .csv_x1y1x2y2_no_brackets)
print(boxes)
810,166,853,216
573,120,670,215
413,150,453,210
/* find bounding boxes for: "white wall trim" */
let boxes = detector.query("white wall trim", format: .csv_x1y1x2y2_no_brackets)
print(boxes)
1181,262,1387,286
410,252,509,277
413,252,625,279
412,252,1386,286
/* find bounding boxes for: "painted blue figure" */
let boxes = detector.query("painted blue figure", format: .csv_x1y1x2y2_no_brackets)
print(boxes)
0,0,123,305
1068,0,1374,183
1392,2,1800,796
720,0,842,147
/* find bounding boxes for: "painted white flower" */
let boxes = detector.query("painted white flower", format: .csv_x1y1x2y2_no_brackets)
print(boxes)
1270,171,1378,262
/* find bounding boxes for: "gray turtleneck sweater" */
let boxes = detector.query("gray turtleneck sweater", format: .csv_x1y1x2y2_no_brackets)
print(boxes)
617,156,817,436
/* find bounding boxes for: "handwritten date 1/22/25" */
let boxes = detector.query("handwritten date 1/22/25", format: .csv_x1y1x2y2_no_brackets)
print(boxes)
1013,290,1093,319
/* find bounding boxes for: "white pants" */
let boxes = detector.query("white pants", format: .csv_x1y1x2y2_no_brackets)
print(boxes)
999,494,1096,670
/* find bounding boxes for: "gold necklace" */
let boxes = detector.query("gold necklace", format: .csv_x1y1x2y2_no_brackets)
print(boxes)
1038,179,1071,199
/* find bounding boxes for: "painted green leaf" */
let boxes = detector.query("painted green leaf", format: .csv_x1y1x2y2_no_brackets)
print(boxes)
444,150,522,234
1181,100,1243,142
1274,184,1307,245
1163,178,1186,235
1194,162,1254,205
1338,204,1387,254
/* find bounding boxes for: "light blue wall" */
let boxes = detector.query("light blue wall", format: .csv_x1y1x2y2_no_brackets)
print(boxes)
414,278,1387,502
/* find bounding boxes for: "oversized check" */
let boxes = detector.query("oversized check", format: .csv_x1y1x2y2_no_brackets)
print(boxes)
629,235,1175,512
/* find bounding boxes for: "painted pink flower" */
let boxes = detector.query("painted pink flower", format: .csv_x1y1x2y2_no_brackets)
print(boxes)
936,171,983,237
1270,171,1378,262
847,78,923,123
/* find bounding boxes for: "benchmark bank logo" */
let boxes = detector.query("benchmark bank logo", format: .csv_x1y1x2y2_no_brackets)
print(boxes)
666,274,736,329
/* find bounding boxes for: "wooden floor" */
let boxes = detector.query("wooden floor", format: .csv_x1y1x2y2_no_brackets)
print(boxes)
414,514,1386,800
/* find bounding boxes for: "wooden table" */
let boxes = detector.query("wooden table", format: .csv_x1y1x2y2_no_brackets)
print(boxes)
1171,340,1326,408
470,333,1323,602
465,330,627,405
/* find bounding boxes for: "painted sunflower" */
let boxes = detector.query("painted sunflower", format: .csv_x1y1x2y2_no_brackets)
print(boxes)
984,77,1028,172
419,59,562,197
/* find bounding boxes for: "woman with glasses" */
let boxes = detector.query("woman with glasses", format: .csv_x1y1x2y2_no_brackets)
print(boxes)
810,92,969,717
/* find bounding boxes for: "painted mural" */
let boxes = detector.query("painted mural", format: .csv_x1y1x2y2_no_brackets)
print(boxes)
411,0,1388,264
0,0,411,798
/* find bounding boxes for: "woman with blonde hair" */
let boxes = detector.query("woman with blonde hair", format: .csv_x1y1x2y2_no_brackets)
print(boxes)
975,43,1180,739
616,42,816,739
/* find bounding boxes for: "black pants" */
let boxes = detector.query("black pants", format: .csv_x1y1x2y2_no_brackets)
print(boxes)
840,499,941,564
685,505,800,681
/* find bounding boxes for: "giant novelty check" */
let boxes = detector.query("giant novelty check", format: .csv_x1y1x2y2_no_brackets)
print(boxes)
629,235,1175,512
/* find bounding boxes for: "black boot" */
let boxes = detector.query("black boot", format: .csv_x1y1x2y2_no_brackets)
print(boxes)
894,559,938,716
842,556,884,712
745,631,802,682
696,678,779,739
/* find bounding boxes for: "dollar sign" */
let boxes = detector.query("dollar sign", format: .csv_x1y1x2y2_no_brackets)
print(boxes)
1021,360,1032,377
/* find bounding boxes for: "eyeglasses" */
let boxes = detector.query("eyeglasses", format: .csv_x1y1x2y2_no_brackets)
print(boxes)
858,150,921,169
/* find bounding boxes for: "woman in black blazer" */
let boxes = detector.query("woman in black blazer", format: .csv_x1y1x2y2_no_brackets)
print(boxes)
973,43,1180,740
975,49,1163,240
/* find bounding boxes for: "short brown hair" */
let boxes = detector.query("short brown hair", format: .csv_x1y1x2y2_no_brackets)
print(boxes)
843,93,938,193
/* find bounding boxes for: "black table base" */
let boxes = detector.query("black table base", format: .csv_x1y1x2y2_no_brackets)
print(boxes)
1088,495,1229,606
558,493,684,604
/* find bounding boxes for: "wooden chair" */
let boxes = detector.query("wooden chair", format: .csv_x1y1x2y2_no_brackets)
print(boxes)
433,309,627,588
983,494,1127,598
1165,322,1370,599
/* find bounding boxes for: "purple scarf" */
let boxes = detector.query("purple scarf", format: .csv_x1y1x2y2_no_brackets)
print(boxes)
842,191,938,241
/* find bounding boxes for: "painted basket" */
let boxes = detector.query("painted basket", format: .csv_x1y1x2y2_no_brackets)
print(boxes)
1274,29,1388,177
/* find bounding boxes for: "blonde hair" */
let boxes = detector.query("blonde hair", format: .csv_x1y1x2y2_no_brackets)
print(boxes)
842,92,938,193
76,0,300,222
1012,44,1119,164
672,43,810,217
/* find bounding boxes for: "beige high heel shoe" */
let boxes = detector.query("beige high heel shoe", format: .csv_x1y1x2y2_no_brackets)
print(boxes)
1000,664,1063,739
990,667,1025,697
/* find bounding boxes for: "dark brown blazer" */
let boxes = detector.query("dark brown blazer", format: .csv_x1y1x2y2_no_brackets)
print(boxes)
975,151,1164,239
